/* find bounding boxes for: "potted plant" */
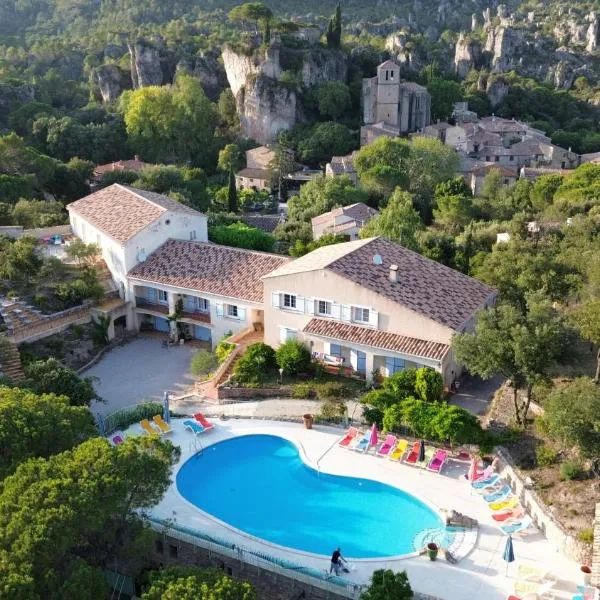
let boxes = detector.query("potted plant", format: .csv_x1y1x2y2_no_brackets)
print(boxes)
427,542,438,561
580,565,591,585
303,414,313,429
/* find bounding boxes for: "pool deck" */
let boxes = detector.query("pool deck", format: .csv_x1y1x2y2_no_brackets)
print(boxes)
125,418,587,600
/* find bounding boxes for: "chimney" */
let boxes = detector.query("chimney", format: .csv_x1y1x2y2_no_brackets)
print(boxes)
389,264,399,283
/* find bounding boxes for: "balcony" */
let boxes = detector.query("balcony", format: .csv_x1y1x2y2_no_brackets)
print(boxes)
181,309,211,325
135,297,169,315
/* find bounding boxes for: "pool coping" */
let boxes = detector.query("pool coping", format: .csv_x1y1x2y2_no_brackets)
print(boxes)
171,430,447,563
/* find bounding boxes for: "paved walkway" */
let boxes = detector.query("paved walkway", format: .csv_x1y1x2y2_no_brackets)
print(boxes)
449,374,503,416
87,337,196,416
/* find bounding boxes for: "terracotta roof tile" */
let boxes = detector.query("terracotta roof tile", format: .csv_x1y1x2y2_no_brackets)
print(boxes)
303,318,450,361
67,184,204,244
326,238,496,330
129,239,289,303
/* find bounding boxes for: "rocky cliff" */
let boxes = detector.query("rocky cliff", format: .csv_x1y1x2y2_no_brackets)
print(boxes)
300,49,347,87
92,64,129,103
454,33,483,78
128,39,164,88
221,44,282,97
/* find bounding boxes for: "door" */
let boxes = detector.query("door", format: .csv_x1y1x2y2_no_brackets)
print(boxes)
350,349,366,373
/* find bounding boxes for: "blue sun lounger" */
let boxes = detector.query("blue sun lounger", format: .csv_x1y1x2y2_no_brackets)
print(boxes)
483,485,512,503
472,474,500,489
183,419,204,435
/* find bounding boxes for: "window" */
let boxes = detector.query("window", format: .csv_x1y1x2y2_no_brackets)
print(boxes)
227,305,238,318
385,357,405,375
353,307,370,323
509,155,514,161
155,540,164,554
279,327,297,343
485,155,491,161
169,544,178,558
390,70,394,79
329,344,342,356
282,293,297,309
504,179,509,185
495,156,500,162
197,298,209,312
385,70,389,81
317,300,332,316
158,290,168,304
190,229,197,240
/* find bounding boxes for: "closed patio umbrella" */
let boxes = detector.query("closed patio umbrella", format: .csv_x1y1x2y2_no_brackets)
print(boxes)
96,412,105,436
368,423,378,449
418,440,425,463
503,535,515,575
468,457,478,483
163,391,170,424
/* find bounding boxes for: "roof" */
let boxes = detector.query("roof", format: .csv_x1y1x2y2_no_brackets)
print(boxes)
520,167,570,182
327,152,358,176
311,203,378,227
93,157,148,178
129,239,289,303
67,184,204,245
240,214,283,234
236,168,270,180
479,116,526,133
303,318,450,362
471,165,519,177
265,237,496,330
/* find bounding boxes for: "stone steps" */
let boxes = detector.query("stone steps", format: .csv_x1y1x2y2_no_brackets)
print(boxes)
0,340,25,381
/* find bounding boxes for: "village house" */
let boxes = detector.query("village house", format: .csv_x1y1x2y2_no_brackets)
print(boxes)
235,146,275,191
92,155,151,185
311,203,378,241
325,151,359,184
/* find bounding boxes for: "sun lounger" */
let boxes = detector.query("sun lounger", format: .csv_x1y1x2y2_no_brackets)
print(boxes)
404,441,421,464
153,415,172,434
517,564,556,583
194,413,215,430
376,435,397,457
351,430,371,452
388,439,408,461
470,465,494,482
419,446,436,469
472,474,500,489
427,449,448,473
492,507,524,522
112,435,124,445
140,419,161,435
489,495,519,512
513,579,555,598
501,516,533,535
183,419,204,435
339,427,359,448
483,485,512,503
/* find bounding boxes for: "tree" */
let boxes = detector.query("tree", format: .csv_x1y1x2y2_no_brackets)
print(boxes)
433,192,473,234
571,299,600,382
228,3,272,36
218,144,243,173
360,189,423,252
453,303,570,424
22,358,100,406
354,137,410,197
0,436,179,599
142,567,256,600
530,174,563,212
316,81,351,121
10,199,66,229
268,145,296,201
542,378,600,467
326,3,342,48
65,238,99,267
276,340,312,376
233,342,276,384
414,367,444,402
289,233,345,257
360,569,413,600
0,386,96,478
425,78,462,122
0,235,42,281
208,222,275,251
190,350,218,378
296,122,356,166
120,75,217,166
227,169,238,212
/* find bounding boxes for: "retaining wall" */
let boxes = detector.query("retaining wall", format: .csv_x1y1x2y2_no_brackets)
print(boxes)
592,503,600,587
216,386,293,400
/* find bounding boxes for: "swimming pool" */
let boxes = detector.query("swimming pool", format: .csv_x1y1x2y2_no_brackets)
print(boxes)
176,434,443,558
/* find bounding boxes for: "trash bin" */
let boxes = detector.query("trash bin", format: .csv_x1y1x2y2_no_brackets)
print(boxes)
303,414,313,429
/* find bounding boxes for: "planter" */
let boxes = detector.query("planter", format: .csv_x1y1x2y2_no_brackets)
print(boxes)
580,565,591,585
303,414,313,430
426,542,439,561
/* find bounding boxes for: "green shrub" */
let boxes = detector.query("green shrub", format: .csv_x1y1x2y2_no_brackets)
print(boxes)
190,350,218,378
577,528,594,544
103,402,164,435
276,339,312,376
559,460,586,481
382,369,418,400
319,399,347,422
313,381,349,400
535,445,558,467
215,340,235,364
414,367,444,402
361,388,398,410
292,383,315,398
363,406,384,428
233,343,276,385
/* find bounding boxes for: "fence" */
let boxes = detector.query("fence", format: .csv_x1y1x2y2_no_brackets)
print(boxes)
98,402,164,436
146,516,365,599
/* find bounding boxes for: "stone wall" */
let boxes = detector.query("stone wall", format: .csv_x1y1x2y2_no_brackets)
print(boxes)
592,502,600,587
495,448,593,565
216,386,293,401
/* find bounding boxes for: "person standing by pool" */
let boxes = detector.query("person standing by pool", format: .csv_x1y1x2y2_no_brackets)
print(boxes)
330,547,346,575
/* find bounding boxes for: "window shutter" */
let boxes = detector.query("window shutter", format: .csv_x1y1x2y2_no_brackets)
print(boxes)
323,342,331,355
271,291,280,308
279,327,288,344
331,303,341,319
369,309,379,328
350,349,358,371
341,304,352,322
238,307,247,321
296,296,305,313
216,303,224,317
147,288,156,302
307,299,315,315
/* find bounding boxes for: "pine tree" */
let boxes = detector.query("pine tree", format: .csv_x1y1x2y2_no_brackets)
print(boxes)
227,169,238,212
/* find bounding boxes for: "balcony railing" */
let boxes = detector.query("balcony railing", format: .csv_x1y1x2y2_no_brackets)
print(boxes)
181,309,211,324
135,297,169,315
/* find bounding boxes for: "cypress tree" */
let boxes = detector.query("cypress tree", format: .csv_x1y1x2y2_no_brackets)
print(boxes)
334,3,342,47
227,168,238,212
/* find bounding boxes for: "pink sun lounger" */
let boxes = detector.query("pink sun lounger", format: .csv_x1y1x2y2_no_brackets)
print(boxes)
426,449,448,473
376,435,397,457
339,427,359,448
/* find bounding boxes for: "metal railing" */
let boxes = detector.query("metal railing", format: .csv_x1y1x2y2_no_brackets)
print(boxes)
146,516,365,599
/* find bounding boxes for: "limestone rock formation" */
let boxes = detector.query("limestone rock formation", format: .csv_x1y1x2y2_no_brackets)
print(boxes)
485,26,526,72
587,12,598,53
471,13,478,31
193,50,227,101
128,39,164,88
221,44,281,97
301,49,347,87
92,64,127,103
454,33,482,79
236,75,296,144
486,77,509,107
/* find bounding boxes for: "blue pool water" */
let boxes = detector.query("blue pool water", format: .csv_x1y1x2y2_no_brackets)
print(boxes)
176,434,443,558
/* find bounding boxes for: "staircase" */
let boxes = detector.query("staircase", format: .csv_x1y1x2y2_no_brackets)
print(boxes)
196,328,264,403
0,339,25,382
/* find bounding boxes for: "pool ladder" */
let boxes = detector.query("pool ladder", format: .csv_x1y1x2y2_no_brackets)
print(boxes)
189,436,203,456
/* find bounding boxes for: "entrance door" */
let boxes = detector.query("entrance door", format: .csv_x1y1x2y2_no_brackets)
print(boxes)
350,349,366,373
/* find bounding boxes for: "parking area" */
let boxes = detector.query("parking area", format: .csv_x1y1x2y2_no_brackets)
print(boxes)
87,336,196,416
